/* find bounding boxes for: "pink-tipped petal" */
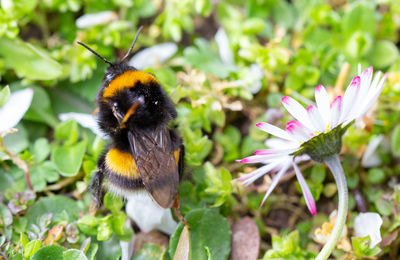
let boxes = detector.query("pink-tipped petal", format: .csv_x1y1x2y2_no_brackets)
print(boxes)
340,76,361,123
330,96,342,127
286,120,313,142
281,96,315,132
259,161,291,207
254,148,298,155
293,162,316,215
307,105,325,133
240,159,287,186
256,122,296,141
315,85,331,129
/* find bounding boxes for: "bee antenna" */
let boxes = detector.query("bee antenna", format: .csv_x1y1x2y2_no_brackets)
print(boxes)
120,26,143,63
77,41,114,66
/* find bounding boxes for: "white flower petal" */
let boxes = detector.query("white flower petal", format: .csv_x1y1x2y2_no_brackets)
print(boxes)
260,161,291,207
125,192,177,235
215,28,234,65
285,120,313,142
354,212,383,248
340,76,360,123
361,135,383,168
293,162,316,215
256,122,297,141
128,43,178,70
281,96,314,131
330,96,342,128
307,105,325,133
239,158,287,185
264,138,299,149
76,11,118,28
315,85,331,128
58,112,108,139
0,88,33,132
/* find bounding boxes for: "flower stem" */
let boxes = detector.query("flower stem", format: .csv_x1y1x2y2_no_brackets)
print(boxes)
316,154,348,260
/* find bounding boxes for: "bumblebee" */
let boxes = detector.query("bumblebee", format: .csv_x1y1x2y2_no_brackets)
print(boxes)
78,27,184,211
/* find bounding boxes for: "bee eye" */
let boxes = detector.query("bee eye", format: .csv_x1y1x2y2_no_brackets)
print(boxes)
113,102,118,109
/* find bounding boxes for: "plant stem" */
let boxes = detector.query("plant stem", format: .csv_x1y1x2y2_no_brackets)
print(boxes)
316,154,348,260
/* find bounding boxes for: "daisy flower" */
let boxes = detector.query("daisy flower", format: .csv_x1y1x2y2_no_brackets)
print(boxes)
236,65,386,259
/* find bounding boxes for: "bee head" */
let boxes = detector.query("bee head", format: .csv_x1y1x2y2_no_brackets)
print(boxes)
97,68,176,135
78,27,176,136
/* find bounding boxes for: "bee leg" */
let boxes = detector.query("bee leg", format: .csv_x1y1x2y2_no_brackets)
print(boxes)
173,194,190,229
178,144,185,180
90,154,106,213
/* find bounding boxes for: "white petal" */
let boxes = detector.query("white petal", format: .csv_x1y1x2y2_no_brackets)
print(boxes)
256,122,297,141
76,11,118,28
330,96,342,128
339,76,360,124
315,85,331,128
285,120,313,142
58,112,108,139
239,158,287,185
125,192,177,235
307,105,325,133
0,88,33,132
215,28,234,65
260,160,291,207
281,96,314,131
265,138,299,150
358,73,387,119
354,212,383,248
361,135,383,168
293,162,316,215
128,43,178,70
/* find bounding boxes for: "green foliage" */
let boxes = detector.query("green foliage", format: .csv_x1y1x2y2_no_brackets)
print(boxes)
132,244,166,260
169,208,231,260
352,236,381,258
263,231,315,259
0,0,399,258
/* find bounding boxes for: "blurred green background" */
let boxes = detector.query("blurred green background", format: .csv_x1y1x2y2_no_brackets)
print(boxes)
1,0,400,259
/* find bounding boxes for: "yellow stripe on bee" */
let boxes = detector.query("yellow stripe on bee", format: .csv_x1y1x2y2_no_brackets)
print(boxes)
174,149,180,163
102,70,157,100
105,148,140,178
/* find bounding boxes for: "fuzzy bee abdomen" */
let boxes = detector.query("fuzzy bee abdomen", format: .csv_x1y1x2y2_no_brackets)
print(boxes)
104,148,145,196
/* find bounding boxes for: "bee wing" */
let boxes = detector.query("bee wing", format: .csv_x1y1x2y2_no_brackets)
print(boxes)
127,127,179,208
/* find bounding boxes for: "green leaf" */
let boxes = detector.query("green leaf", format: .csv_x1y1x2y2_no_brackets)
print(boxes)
111,213,133,241
391,124,400,157
27,196,79,226
368,40,399,68
24,240,42,259
342,2,376,40
133,244,166,260
23,86,58,127
32,138,51,163
204,163,233,207
54,120,79,145
63,249,87,260
375,198,392,216
367,168,385,184
169,208,231,260
103,193,124,214
97,216,113,241
31,245,66,260
51,140,87,177
0,203,13,226
3,123,29,154
352,236,381,258
85,243,98,260
77,215,98,236
0,85,10,107
0,38,62,80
